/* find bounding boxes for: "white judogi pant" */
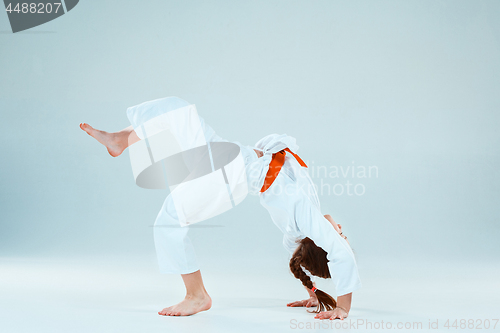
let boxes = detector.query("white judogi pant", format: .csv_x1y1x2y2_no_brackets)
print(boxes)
151,119,259,274
154,194,200,274
126,96,259,274
153,138,257,274
154,196,200,274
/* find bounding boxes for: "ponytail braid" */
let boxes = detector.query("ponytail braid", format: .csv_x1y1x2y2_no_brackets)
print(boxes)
289,253,337,313
289,255,314,289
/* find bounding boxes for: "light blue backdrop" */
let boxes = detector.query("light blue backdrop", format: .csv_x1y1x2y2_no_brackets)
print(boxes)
1,0,499,273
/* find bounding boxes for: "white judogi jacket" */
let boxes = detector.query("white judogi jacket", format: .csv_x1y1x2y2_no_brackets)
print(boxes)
253,134,362,296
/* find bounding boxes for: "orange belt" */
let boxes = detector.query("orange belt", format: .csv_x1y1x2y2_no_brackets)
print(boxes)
260,148,308,192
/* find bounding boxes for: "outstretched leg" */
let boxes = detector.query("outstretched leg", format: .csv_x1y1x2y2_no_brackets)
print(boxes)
79,123,140,157
158,270,212,316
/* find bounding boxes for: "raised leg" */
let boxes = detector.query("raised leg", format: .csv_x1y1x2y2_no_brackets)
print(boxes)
79,123,141,157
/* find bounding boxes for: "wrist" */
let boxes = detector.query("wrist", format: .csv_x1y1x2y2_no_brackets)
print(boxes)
336,306,348,314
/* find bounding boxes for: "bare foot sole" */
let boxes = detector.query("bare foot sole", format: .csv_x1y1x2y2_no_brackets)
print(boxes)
158,294,212,316
79,123,126,157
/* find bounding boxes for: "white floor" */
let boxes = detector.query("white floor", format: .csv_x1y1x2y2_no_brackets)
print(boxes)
1,255,498,333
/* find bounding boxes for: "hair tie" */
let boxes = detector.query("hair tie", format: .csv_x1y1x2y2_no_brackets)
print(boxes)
311,287,317,293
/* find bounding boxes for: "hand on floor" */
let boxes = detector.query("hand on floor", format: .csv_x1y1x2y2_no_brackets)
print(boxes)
287,296,318,307
314,307,348,320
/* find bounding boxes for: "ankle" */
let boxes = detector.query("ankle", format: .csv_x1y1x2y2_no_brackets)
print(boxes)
185,290,209,300
111,131,126,146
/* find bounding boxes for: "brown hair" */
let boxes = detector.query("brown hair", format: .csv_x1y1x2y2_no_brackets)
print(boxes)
289,237,337,313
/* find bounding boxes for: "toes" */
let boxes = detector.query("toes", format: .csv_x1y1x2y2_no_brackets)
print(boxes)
158,305,176,316
80,123,90,133
159,307,175,316
80,123,88,131
81,123,93,132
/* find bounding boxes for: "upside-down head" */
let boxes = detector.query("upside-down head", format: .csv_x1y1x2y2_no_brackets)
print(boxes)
289,237,337,313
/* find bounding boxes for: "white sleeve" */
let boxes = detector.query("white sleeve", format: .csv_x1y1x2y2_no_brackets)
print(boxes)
283,233,299,256
283,234,316,283
295,199,362,296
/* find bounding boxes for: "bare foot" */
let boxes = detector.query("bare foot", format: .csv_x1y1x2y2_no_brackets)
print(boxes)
158,293,212,316
79,123,126,157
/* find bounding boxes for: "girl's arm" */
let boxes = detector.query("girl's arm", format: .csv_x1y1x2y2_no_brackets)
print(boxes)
337,292,352,313
294,202,361,318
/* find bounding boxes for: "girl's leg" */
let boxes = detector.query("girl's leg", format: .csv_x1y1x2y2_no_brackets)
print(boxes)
81,122,212,316
155,195,211,316
79,123,141,157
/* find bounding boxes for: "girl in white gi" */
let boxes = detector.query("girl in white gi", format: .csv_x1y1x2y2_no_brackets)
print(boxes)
79,96,361,320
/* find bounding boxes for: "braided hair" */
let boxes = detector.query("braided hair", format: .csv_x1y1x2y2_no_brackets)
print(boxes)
289,237,337,313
